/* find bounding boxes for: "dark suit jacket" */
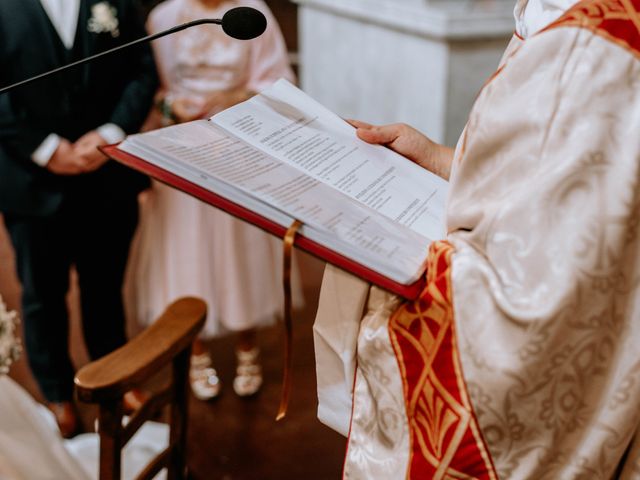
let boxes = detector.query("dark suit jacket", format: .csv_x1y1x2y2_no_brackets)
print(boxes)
0,0,158,215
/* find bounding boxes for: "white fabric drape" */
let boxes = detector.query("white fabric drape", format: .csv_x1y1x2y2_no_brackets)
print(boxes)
0,377,88,480
0,377,169,480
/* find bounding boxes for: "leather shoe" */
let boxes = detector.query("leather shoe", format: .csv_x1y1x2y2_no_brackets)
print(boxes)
47,401,79,438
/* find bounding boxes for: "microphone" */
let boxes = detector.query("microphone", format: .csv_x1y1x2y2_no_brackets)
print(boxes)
0,6,267,96
222,6,268,40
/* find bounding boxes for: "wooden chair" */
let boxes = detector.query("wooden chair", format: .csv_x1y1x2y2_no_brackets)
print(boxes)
74,297,206,480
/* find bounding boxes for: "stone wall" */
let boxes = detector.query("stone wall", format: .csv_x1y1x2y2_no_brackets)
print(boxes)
293,0,514,146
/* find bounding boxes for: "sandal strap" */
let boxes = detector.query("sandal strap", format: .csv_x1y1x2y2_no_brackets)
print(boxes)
191,366,218,380
236,347,260,364
190,352,212,369
237,364,261,376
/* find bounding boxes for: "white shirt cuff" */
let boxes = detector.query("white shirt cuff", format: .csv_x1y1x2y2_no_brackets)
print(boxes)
97,123,126,145
31,133,61,167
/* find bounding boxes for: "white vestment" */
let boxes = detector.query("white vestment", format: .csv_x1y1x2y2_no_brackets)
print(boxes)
314,0,640,478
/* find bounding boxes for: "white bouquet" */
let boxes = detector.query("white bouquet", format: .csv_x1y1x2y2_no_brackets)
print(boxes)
0,295,21,375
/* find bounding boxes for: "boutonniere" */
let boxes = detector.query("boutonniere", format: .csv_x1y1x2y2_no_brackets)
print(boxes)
87,2,120,38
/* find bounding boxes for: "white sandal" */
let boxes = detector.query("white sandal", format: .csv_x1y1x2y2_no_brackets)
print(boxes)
190,352,221,401
233,347,263,397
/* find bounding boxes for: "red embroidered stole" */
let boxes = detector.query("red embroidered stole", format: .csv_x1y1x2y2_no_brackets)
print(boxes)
543,0,640,58
388,242,496,479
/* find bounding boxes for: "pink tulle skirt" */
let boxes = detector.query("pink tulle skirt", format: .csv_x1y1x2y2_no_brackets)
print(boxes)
131,181,300,338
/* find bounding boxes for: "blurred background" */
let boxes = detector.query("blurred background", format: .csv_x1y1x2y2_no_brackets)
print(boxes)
139,0,515,145
1,0,514,478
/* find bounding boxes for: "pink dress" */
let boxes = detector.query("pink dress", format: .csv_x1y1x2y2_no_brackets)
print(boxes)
133,0,297,338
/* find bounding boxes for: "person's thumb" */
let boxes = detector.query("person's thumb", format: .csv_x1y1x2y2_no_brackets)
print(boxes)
356,125,399,145
347,119,373,129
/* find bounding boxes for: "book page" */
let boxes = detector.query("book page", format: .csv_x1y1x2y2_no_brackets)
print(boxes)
120,121,430,284
211,79,448,242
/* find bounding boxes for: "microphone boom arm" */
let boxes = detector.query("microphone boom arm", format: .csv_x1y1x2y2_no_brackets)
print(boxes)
0,18,222,96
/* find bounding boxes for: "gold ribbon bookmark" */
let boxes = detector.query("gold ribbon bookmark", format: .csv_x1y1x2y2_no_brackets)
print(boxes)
276,219,302,421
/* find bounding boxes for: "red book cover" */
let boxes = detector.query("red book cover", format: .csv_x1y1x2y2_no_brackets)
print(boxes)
103,144,426,300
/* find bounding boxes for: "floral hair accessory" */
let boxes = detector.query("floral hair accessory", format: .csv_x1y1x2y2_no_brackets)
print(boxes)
0,295,21,375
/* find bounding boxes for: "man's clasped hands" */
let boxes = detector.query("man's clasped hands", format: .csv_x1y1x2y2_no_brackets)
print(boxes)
47,130,109,175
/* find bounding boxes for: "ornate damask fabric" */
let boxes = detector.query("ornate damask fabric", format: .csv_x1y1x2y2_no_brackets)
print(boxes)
315,0,640,478
343,285,408,478
448,1,640,477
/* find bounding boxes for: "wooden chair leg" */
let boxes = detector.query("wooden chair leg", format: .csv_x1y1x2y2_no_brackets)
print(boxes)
168,348,191,480
98,400,124,480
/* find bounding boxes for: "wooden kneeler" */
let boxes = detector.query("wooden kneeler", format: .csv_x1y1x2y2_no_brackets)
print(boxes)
75,297,206,480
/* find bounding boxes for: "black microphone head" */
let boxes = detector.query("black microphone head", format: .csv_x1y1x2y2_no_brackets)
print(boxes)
222,7,267,40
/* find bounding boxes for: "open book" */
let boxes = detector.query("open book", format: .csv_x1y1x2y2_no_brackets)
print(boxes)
109,79,448,300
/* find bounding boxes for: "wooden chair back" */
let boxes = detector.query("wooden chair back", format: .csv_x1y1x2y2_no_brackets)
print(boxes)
75,297,206,480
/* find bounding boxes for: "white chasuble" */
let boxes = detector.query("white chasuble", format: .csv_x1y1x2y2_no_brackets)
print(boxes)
314,0,640,478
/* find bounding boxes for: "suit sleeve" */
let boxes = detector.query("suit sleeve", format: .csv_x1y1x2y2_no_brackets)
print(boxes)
0,6,55,163
0,94,53,162
107,0,158,134
0,14,50,164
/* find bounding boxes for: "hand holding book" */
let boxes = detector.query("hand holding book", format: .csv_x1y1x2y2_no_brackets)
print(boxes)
350,120,454,181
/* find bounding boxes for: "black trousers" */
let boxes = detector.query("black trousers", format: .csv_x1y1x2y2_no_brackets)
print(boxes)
4,191,139,402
